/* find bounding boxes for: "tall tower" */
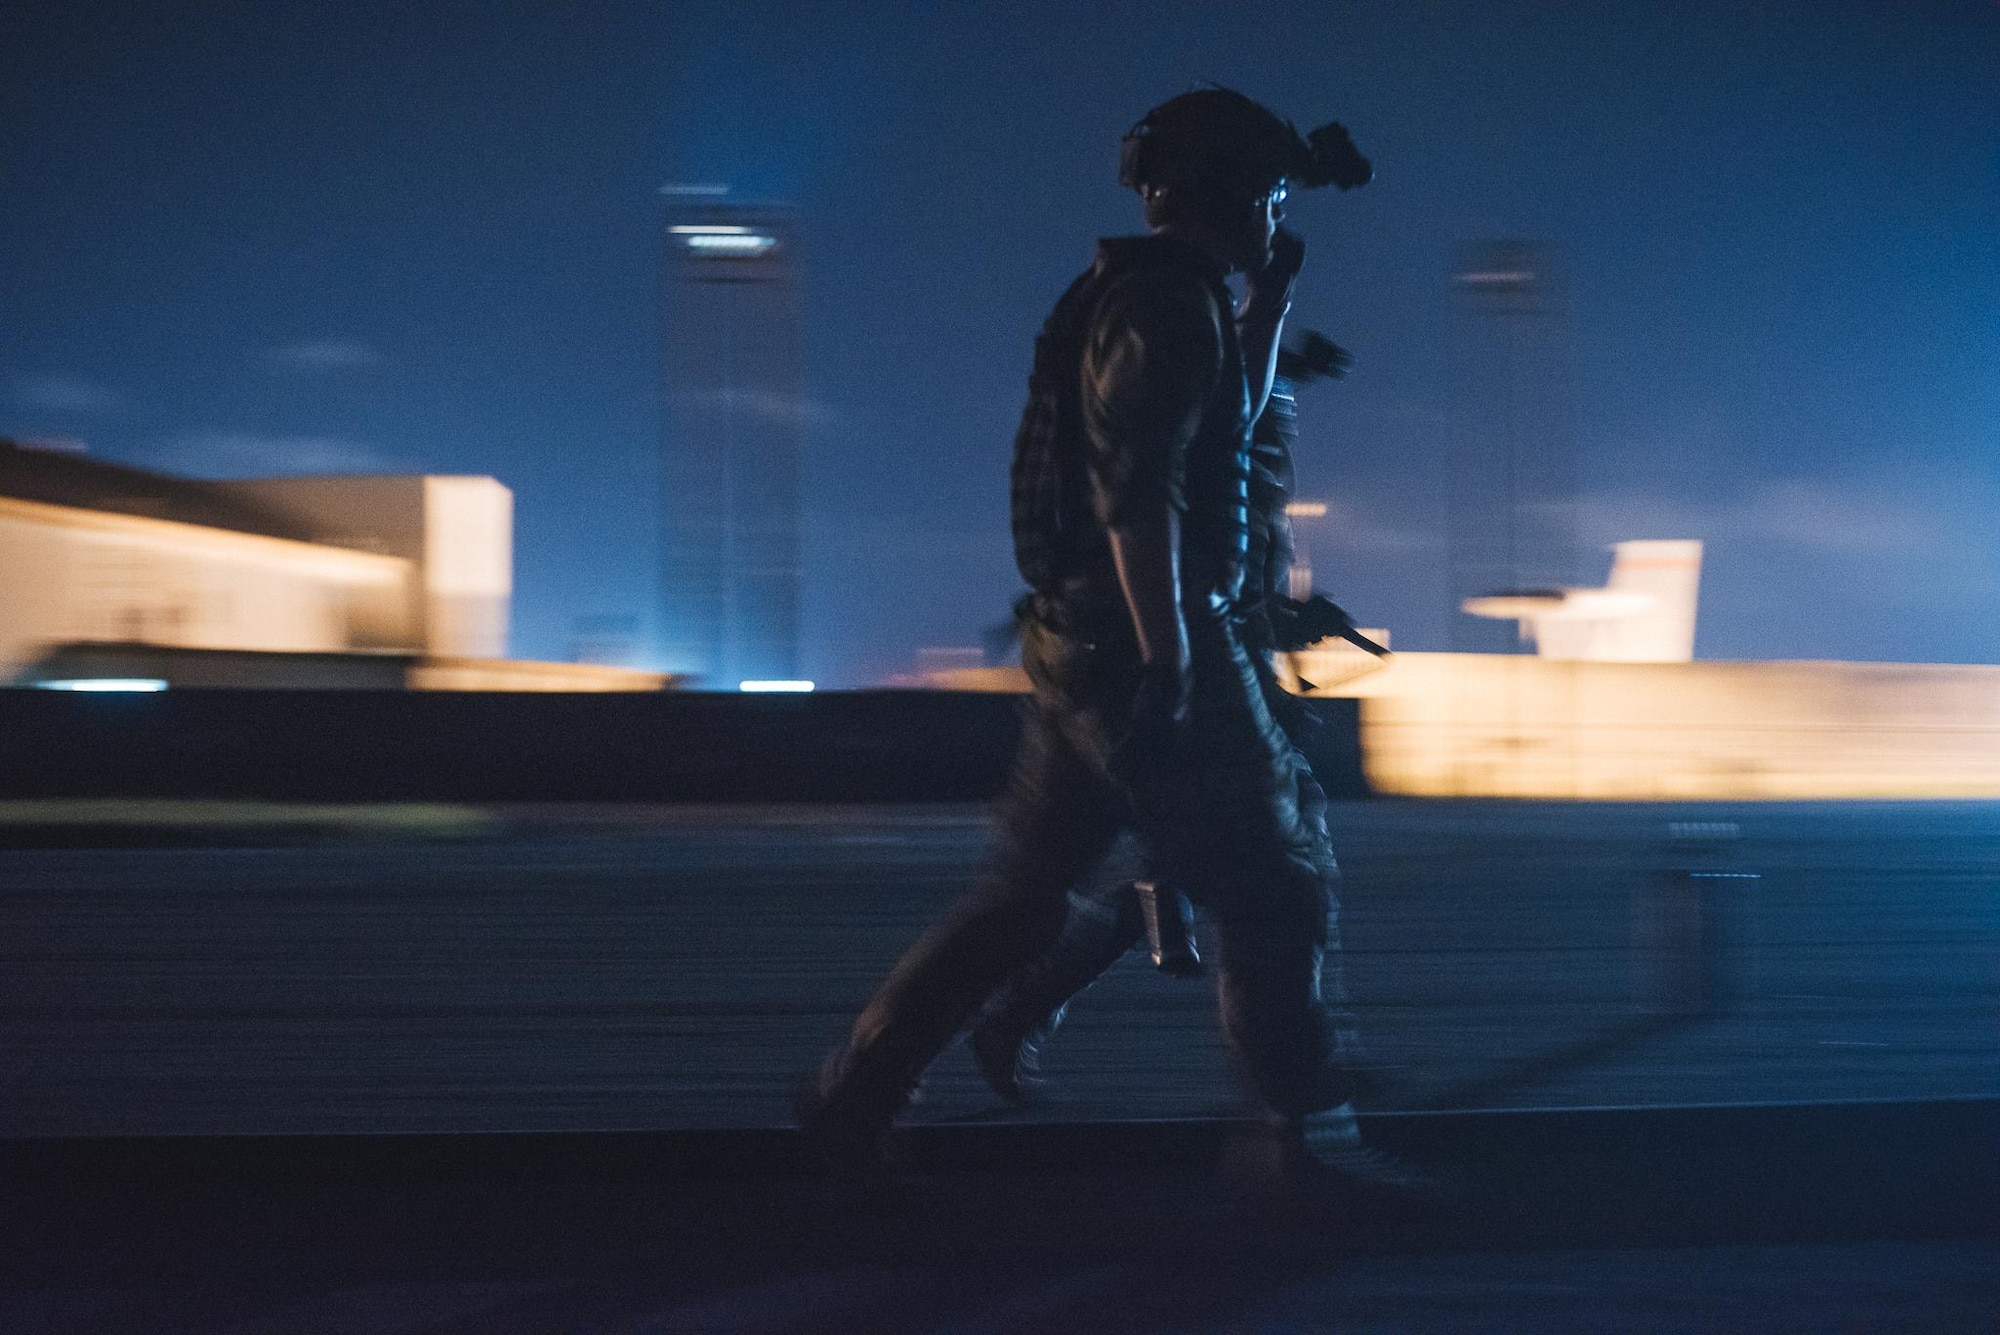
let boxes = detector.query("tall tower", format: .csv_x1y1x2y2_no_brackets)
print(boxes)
659,199,802,685
1446,240,1579,652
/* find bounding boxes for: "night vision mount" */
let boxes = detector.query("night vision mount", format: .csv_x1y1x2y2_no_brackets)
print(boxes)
1118,100,1374,196
1295,121,1373,192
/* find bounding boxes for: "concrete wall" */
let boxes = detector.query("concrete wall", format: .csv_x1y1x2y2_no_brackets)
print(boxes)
0,688,1362,803
11,644,668,692
1292,649,2000,799
408,658,667,692
0,495,416,679
0,689,1020,802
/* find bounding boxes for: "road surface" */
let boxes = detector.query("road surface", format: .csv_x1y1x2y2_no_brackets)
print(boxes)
5,799,1994,1136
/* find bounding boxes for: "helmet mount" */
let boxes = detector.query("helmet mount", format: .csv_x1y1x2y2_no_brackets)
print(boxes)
1118,87,1373,202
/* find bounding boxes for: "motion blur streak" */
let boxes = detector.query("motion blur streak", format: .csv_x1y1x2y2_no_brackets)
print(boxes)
2,801,1991,1136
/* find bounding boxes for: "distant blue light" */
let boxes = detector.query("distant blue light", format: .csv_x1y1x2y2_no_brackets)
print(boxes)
35,678,168,692
684,233,776,255
739,679,814,693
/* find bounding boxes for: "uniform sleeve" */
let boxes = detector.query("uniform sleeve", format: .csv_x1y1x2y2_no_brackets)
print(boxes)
1250,382,1300,591
1079,271,1224,527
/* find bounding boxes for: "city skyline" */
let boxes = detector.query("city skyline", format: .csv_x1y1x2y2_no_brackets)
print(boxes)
3,2,1994,683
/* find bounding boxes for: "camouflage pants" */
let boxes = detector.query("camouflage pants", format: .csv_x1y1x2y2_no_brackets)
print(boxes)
972,711,1352,1087
825,593,1356,1121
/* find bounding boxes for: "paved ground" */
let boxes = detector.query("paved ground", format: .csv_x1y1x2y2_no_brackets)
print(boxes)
3,799,1996,1331
7,1239,1997,1333
3,800,1995,1135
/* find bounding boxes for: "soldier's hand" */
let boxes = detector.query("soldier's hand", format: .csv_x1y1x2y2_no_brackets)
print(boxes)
1265,225,1306,283
1131,657,1189,730
1245,226,1305,317
1298,331,1352,379
1111,659,1188,780
1275,330,1354,385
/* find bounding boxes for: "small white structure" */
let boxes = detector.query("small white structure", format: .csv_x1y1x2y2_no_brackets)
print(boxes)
1462,539,1702,662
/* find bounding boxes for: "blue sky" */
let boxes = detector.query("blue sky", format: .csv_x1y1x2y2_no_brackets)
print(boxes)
4,1,1994,680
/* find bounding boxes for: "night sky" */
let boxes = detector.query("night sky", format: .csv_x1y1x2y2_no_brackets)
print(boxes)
5,2,1994,683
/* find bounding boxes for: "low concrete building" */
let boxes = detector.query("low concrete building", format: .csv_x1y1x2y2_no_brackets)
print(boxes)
213,474,512,659
0,440,661,691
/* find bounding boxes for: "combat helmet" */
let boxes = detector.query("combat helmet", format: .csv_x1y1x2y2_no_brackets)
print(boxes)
1119,86,1372,201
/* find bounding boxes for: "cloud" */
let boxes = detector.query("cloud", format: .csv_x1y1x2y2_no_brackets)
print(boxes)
1574,477,1957,560
147,432,410,478
7,373,123,415
1744,480,1947,556
1309,498,1439,556
269,340,384,371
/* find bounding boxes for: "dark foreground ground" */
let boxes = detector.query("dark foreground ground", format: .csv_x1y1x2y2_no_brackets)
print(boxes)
6,1102,1998,1332
3,799,1996,1330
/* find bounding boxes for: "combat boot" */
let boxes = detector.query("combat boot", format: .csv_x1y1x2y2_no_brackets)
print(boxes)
965,1001,1068,1106
1272,1102,1457,1218
791,1049,920,1173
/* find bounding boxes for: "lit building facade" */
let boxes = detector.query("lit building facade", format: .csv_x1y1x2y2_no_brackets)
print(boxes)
217,474,513,658
659,201,802,686
0,439,657,690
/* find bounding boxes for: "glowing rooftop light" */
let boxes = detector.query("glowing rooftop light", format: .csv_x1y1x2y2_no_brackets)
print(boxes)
669,224,752,234
739,679,814,693
35,678,168,692
1285,501,1329,518
684,233,777,255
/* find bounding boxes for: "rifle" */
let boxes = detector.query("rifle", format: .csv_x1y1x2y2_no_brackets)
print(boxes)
1270,593,1390,657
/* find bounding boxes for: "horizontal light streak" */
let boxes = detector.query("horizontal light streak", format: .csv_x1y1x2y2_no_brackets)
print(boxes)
35,678,168,692
683,233,776,255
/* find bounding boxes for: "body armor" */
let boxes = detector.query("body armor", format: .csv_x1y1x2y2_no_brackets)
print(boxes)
1009,235,1252,618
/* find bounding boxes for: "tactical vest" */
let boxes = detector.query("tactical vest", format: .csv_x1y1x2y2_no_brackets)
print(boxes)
1009,237,1252,611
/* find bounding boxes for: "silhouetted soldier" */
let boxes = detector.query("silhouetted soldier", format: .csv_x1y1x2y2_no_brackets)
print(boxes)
797,87,1379,1172
965,332,1375,1108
